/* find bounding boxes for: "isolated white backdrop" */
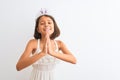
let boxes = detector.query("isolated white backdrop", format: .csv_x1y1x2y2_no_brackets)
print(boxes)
0,0,120,80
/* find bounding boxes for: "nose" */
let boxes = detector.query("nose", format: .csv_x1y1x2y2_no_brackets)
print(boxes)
45,23,49,27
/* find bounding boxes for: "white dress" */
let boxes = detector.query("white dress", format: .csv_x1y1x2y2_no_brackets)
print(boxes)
30,39,60,80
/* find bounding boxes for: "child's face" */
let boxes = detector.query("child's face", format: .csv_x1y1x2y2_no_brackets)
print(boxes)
37,16,54,36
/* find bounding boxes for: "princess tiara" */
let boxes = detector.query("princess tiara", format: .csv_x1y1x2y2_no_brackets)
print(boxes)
36,8,48,18
40,8,47,15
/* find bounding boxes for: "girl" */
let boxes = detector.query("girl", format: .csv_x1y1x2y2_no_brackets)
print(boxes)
16,11,76,80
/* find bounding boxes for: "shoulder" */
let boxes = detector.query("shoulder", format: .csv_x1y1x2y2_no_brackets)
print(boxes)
28,39,37,44
26,39,38,48
55,40,66,50
56,40,63,44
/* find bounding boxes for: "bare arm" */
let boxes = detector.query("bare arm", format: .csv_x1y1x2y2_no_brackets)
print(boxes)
48,40,77,64
16,39,46,71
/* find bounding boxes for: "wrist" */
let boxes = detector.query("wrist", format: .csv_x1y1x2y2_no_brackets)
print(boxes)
38,52,46,56
49,51,56,56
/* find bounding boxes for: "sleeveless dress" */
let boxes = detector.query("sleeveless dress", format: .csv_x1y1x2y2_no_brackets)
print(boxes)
30,39,60,80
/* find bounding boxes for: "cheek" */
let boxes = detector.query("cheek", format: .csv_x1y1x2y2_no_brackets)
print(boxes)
51,28,54,34
37,27,41,33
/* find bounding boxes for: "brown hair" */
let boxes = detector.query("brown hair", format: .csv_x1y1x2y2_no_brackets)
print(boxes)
34,14,60,39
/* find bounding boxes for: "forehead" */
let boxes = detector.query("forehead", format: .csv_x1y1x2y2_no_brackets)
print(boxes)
39,16,53,22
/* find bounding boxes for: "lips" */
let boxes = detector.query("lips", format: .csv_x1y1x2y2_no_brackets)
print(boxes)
44,27,50,32
46,28,50,32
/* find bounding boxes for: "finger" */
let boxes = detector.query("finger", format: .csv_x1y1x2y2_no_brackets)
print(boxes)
45,27,50,37
44,45,47,54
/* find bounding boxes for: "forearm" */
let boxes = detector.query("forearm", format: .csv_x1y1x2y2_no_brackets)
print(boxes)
16,52,45,71
51,52,77,64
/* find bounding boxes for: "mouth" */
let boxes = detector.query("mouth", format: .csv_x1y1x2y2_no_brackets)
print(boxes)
44,27,51,31
43,29,51,34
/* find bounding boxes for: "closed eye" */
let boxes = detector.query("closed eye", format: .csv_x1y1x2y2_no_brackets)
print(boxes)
40,22,45,25
48,22,52,24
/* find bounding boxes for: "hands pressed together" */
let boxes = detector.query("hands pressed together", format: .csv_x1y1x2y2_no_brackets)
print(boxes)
41,27,55,56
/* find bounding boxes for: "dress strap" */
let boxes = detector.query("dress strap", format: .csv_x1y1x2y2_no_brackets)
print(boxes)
54,40,59,51
36,39,41,53
38,39,40,49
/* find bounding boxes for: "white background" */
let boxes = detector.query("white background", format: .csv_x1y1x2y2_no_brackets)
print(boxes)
0,0,120,80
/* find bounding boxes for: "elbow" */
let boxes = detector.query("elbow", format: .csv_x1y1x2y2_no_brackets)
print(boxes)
16,63,22,71
73,60,77,64
71,58,77,64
